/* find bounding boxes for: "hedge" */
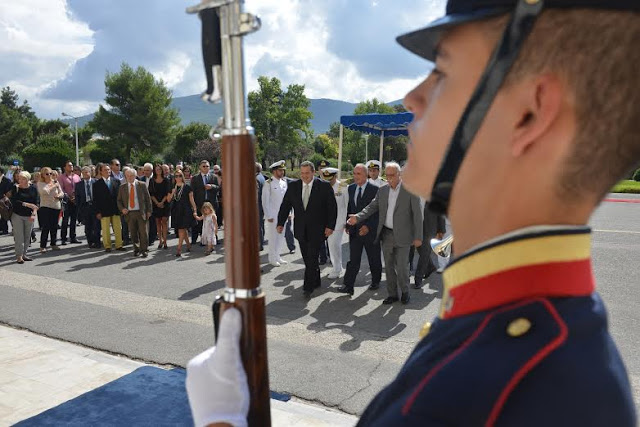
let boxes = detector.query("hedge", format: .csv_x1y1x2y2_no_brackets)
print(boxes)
22,134,75,171
611,180,640,194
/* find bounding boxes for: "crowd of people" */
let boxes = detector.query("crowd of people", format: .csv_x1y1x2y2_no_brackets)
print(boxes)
0,159,224,262
1,157,446,305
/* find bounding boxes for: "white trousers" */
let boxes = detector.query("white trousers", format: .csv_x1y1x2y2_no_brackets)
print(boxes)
327,228,344,276
267,220,285,263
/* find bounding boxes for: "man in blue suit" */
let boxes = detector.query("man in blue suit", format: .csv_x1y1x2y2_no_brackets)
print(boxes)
338,163,382,296
75,166,100,248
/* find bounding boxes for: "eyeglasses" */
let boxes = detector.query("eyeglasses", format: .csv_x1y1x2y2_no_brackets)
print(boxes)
43,173,51,176
202,165,210,168
113,164,120,167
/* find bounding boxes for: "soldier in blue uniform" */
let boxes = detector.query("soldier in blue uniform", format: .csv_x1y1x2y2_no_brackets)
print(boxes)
185,1,639,426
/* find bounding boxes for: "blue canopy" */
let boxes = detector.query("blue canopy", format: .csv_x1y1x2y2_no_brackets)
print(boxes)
339,112,413,136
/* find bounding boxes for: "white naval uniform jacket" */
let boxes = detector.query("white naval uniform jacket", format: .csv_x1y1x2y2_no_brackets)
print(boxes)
368,177,387,187
261,177,288,220
332,180,349,232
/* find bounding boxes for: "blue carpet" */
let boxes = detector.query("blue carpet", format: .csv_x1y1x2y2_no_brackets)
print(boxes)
16,366,192,426
15,366,291,426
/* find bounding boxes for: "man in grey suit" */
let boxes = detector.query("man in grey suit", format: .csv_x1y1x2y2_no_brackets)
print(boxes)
348,162,423,305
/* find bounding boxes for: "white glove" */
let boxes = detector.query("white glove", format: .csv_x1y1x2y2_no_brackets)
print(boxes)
186,308,249,427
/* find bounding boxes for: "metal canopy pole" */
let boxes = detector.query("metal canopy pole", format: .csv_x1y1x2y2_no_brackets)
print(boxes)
379,130,384,165
338,124,344,180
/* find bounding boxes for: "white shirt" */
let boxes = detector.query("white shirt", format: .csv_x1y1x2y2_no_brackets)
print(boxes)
385,181,402,229
301,178,314,208
352,182,368,207
261,176,288,220
127,182,140,211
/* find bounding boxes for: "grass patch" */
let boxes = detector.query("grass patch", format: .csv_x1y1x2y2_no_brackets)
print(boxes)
611,180,640,194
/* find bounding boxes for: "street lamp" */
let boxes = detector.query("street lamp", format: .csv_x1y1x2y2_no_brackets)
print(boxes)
61,112,79,166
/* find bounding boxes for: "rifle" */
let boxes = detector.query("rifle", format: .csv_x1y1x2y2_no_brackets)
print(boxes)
186,2,270,425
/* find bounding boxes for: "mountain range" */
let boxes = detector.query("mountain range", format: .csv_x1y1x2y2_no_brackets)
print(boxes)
62,95,402,135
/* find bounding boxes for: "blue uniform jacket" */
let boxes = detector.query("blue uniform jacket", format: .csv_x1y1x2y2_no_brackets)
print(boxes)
358,227,636,426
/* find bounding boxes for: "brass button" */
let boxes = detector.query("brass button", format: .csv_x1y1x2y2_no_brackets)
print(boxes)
507,318,532,337
419,322,432,339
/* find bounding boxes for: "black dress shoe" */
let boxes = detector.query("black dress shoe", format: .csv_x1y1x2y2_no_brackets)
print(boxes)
382,296,399,305
70,239,81,244
60,241,67,246
319,259,327,265
23,256,33,261
368,283,380,291
141,251,148,258
133,250,140,257
413,280,423,289
337,285,354,296
105,248,112,253
401,292,410,304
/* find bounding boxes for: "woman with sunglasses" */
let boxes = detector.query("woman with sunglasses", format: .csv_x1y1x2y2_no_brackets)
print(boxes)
37,167,64,252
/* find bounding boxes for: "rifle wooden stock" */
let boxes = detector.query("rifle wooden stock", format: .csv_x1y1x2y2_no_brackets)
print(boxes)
220,134,271,426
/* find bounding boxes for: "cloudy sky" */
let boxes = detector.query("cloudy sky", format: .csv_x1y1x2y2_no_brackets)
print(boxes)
0,0,445,119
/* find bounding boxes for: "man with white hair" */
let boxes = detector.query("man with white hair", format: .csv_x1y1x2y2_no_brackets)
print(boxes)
348,162,423,305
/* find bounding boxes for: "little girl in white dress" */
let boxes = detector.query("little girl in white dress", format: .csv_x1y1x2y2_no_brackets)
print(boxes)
197,202,218,255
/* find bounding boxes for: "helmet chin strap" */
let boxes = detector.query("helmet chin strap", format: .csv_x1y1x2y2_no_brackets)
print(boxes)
429,0,544,215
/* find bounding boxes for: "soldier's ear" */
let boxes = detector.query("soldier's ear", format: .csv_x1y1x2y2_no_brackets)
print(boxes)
510,73,564,158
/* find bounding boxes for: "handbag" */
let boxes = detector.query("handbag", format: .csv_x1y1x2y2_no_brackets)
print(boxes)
0,196,13,221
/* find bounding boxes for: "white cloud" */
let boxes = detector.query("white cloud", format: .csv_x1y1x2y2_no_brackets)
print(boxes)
0,0,93,115
0,0,446,118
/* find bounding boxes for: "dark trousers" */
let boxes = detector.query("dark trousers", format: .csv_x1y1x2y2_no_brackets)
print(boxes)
192,219,202,243
285,218,295,251
0,218,8,233
343,234,382,290
39,207,60,248
149,215,157,243
81,204,100,245
216,200,223,227
258,210,265,250
60,202,77,242
121,215,130,243
299,238,321,292
319,239,328,263
414,242,437,283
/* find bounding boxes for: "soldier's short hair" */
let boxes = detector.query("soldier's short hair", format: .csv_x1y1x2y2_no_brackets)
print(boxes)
483,10,640,200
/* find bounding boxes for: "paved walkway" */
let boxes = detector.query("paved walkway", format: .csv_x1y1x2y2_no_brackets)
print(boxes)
0,325,357,426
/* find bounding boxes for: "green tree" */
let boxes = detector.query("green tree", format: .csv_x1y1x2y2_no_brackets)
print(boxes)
174,122,211,163
353,98,395,115
91,63,180,163
0,87,36,161
248,76,313,165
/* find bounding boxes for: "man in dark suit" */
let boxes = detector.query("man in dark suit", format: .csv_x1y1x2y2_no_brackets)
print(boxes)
339,163,382,296
75,166,100,248
413,201,446,288
348,162,423,305
0,167,12,234
277,161,337,297
191,160,220,245
93,163,124,252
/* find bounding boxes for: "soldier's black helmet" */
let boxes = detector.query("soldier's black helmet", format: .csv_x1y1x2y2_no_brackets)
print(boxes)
396,0,639,215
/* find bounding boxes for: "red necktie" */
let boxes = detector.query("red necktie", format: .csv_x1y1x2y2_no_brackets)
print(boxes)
129,184,135,208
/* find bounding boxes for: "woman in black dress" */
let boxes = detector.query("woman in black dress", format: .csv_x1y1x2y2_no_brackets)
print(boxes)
169,171,197,256
149,163,171,249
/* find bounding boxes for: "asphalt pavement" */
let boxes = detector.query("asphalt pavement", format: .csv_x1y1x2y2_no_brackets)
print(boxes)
0,194,638,416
